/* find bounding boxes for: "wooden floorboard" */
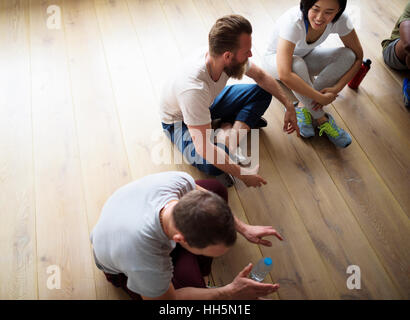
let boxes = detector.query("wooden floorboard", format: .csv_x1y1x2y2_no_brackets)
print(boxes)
234,144,340,299
0,0,37,300
62,0,132,299
1,0,409,300
262,104,402,299
30,0,96,299
312,104,410,298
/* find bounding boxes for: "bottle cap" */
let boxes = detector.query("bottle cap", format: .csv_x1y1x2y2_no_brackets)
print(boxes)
264,257,273,266
364,59,372,66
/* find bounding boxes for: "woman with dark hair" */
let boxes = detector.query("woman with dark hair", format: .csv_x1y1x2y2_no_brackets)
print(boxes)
262,0,363,148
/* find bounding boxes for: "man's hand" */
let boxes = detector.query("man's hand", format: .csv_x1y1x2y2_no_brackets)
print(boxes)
283,108,300,137
239,174,267,188
241,224,283,246
223,263,280,300
239,165,267,188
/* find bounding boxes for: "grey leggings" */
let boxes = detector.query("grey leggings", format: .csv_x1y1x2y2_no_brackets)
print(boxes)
262,47,356,119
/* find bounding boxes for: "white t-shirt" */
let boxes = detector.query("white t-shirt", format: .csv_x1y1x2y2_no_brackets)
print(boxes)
265,6,354,57
159,49,250,126
90,171,196,298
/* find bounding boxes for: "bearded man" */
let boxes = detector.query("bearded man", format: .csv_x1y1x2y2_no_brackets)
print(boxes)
160,15,299,188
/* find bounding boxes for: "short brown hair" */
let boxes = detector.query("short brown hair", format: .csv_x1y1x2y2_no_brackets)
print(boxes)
208,14,252,57
172,190,236,249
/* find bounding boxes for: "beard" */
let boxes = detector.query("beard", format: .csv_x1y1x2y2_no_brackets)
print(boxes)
224,57,247,80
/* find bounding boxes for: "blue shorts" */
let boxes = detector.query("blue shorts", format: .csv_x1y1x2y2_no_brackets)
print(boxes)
162,84,272,176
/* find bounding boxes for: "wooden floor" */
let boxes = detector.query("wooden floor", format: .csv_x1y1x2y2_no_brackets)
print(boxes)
0,0,409,300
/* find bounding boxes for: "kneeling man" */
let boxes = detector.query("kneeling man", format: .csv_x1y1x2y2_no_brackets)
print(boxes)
90,171,282,300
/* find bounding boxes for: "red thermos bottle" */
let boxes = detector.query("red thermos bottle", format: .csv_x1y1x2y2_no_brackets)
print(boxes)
348,59,372,89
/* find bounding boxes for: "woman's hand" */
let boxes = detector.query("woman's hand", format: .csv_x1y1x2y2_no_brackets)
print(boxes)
321,86,340,95
318,91,338,106
313,88,339,110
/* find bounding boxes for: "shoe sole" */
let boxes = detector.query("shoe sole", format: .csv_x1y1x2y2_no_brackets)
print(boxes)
300,133,315,138
343,141,352,148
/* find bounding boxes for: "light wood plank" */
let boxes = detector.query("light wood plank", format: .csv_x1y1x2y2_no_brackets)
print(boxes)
62,0,133,299
94,0,173,179
30,0,97,299
160,0,207,52
0,0,37,300
126,0,182,96
192,0,234,27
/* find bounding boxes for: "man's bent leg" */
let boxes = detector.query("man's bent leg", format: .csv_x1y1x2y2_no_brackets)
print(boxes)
170,178,229,290
210,84,272,129
195,179,228,202
103,272,142,300
211,84,271,153
162,122,224,176
171,244,211,289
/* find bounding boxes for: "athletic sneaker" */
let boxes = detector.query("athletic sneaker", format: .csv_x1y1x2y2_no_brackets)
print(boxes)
296,107,315,138
318,114,352,148
230,147,251,167
216,172,235,188
403,78,410,108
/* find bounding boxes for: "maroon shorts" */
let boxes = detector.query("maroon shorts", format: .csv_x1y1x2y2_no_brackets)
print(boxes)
103,179,228,300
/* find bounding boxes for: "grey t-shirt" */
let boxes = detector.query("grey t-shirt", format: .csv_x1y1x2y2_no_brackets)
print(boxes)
90,171,196,298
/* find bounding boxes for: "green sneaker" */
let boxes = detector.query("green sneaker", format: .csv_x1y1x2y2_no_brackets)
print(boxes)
318,114,352,148
296,107,315,137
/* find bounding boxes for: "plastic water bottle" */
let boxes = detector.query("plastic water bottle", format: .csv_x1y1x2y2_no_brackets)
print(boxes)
249,257,273,282
348,59,372,89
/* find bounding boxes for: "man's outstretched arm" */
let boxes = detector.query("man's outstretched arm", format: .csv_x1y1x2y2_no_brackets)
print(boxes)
196,184,283,246
246,63,300,137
